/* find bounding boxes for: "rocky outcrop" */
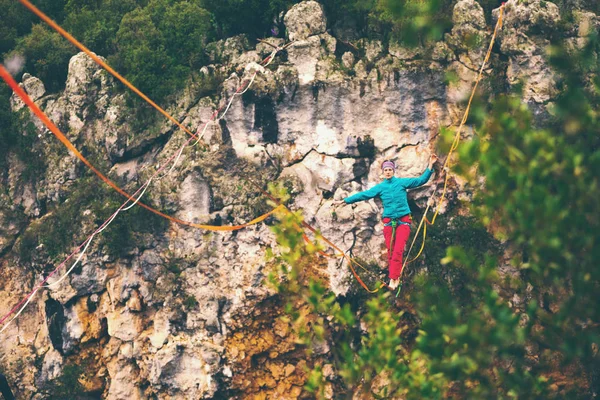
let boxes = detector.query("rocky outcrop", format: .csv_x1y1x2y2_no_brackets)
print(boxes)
495,0,561,120
0,0,596,398
284,1,327,41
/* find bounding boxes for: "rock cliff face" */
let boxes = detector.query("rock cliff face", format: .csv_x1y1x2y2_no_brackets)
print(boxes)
0,0,597,398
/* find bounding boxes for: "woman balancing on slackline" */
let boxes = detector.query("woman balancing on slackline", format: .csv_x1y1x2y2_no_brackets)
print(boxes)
333,155,437,290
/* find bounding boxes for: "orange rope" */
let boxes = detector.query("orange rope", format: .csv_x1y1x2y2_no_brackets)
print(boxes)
0,64,282,232
296,212,386,293
303,232,386,288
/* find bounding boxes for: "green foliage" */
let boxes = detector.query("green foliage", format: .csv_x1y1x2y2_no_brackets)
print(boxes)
113,7,183,100
413,248,547,398
453,35,600,395
13,24,76,92
269,28,600,400
0,82,16,167
415,214,501,304
112,0,213,101
183,294,198,309
0,108,50,181
268,191,445,398
100,194,170,258
63,0,140,57
1,0,217,103
0,0,33,55
147,0,212,67
166,259,183,276
201,0,295,38
0,0,66,54
318,0,452,45
1,0,455,105
379,0,453,45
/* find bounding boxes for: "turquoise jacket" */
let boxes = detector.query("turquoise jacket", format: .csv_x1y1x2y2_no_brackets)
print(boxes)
343,168,433,219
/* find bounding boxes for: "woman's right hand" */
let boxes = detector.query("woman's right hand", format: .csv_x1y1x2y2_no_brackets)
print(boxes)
332,200,345,206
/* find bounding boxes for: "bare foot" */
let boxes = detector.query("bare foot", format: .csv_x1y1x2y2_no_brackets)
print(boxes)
389,279,399,290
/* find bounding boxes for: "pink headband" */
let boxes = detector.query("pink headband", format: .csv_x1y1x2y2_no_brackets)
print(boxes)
382,161,396,171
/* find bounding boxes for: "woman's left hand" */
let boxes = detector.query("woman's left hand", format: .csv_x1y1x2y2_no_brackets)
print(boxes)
429,154,438,169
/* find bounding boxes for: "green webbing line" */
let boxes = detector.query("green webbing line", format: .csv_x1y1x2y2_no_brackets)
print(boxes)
395,282,403,297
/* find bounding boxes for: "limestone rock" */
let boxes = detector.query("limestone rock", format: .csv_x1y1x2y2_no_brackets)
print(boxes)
198,299,221,333
138,250,163,282
126,289,143,312
389,42,422,60
149,309,171,349
453,0,486,30
9,73,45,112
21,73,46,101
564,11,600,54
354,60,368,79
70,260,109,297
341,52,355,69
206,35,251,64
319,32,337,54
106,361,143,400
64,52,110,110
446,0,489,57
107,309,143,341
39,349,63,383
357,39,383,62
177,171,212,223
432,41,454,62
284,1,327,41
573,11,599,37
7,156,41,217
495,0,561,118
256,38,286,57
499,0,561,34
0,212,20,255
146,340,216,397
2,0,569,395
287,35,325,85
62,302,86,352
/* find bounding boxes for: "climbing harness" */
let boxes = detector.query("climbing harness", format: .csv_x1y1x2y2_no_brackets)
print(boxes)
397,4,506,297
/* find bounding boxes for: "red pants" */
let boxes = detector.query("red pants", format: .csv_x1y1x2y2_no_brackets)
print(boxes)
382,215,411,280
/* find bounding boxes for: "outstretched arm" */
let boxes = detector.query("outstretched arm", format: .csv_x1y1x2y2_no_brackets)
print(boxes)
404,154,437,189
332,184,381,206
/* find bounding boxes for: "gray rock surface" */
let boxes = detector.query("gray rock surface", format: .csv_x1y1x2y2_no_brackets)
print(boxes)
284,1,327,41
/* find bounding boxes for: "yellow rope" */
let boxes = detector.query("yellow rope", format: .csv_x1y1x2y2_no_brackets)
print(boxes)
401,5,505,275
